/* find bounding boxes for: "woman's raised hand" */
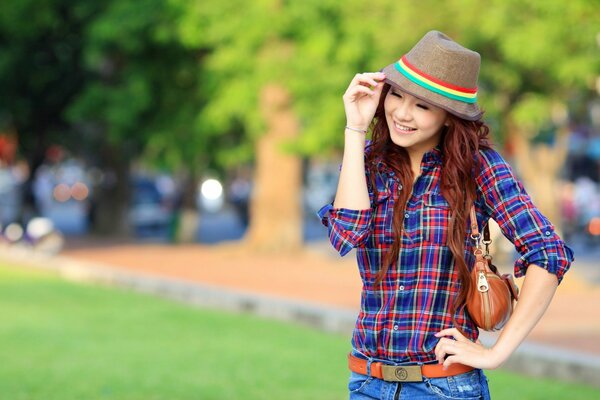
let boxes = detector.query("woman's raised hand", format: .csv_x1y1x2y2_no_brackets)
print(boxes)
343,72,386,133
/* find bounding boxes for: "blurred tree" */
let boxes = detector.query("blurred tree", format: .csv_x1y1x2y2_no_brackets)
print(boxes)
0,0,105,222
467,0,599,225
2,0,596,243
66,0,217,238
172,0,440,251
175,0,597,246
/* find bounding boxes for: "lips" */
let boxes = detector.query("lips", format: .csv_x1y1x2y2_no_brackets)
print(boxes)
393,121,416,134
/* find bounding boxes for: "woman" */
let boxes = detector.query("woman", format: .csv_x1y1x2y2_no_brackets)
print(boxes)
318,30,574,399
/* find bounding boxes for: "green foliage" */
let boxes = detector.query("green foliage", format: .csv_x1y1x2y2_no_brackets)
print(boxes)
65,0,214,172
471,0,598,137
172,0,598,157
1,0,598,171
511,94,553,133
0,0,104,157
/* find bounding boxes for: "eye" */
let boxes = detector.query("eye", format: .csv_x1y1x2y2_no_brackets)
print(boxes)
390,91,402,98
417,104,429,110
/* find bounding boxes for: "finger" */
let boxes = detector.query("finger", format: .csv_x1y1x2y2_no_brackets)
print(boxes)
363,71,386,81
349,73,367,86
352,72,386,88
358,78,381,89
344,85,375,99
372,79,385,92
434,338,455,364
434,341,446,364
443,354,461,370
354,71,385,78
436,328,467,342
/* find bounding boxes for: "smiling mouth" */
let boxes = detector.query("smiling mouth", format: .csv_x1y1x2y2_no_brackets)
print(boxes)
393,122,416,133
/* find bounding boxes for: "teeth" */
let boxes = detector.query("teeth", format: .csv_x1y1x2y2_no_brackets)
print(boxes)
395,122,415,131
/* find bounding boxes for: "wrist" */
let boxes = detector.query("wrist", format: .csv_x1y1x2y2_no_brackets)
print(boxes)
344,130,367,149
345,125,368,134
486,345,508,370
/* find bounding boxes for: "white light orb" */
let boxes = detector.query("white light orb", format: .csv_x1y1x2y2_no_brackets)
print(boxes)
201,179,223,200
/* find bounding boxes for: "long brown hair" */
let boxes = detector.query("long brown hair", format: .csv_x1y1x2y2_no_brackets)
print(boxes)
366,83,492,324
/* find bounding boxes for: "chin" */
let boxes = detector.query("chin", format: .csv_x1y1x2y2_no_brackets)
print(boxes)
388,129,416,148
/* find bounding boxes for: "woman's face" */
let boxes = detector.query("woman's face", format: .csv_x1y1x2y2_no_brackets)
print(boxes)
384,87,448,156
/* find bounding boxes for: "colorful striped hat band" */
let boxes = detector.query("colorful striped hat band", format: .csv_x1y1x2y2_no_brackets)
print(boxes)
394,56,478,104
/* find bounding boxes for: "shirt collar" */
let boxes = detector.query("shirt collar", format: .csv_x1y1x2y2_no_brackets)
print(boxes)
369,144,443,177
422,145,443,165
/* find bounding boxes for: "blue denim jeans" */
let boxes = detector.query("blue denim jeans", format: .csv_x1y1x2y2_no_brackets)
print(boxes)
348,352,491,399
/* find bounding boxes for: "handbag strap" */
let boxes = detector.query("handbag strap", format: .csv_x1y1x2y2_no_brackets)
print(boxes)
470,205,520,301
469,206,480,238
469,205,490,246
469,205,490,274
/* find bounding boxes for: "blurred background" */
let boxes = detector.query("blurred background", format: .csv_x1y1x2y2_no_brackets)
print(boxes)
0,0,598,256
1,1,600,398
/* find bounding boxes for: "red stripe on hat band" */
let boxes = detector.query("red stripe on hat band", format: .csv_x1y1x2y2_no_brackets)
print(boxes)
400,56,477,94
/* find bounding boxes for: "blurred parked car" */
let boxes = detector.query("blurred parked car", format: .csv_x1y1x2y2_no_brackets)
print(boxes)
128,177,174,237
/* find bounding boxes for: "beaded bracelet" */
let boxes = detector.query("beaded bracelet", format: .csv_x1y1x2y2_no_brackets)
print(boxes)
345,126,368,134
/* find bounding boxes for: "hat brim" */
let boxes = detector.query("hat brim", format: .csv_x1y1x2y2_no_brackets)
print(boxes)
381,64,483,121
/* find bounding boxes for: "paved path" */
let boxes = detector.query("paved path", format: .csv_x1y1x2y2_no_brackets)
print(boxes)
57,238,600,356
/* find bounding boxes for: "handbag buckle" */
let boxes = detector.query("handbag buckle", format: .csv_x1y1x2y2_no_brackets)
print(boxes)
470,233,481,249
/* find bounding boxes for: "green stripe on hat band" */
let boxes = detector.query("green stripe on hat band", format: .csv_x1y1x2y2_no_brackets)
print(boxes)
394,61,478,104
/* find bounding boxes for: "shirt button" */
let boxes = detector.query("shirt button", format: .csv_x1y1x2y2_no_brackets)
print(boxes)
545,231,552,236
405,213,410,219
399,285,405,291
393,325,399,331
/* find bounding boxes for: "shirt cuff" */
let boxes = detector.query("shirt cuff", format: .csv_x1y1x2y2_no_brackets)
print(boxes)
317,204,373,256
513,241,575,284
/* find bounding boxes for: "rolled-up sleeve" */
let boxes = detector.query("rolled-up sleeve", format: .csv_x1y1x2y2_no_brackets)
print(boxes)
317,204,373,256
477,149,574,283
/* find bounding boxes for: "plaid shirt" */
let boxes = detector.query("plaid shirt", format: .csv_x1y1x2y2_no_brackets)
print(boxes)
318,146,574,363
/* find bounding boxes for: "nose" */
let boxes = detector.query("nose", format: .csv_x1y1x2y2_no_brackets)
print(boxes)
393,100,412,121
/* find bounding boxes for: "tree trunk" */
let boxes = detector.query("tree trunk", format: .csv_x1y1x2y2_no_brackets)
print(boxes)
508,124,568,232
91,143,131,237
243,84,302,252
174,171,199,243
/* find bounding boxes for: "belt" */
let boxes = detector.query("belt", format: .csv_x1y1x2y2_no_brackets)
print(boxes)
348,354,474,383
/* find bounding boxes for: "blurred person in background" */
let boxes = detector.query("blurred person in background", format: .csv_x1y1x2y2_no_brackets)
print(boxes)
229,167,252,228
318,31,574,399
0,133,28,229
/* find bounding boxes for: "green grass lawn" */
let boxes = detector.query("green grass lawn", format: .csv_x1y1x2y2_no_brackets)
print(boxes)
0,262,598,400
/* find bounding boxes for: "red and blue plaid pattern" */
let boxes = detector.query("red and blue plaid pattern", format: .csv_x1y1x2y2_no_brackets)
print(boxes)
318,146,573,363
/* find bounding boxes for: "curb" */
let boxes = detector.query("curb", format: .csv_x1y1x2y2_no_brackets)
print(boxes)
2,248,600,388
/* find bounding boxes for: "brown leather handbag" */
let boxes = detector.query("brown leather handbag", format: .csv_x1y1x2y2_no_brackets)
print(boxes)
465,206,520,331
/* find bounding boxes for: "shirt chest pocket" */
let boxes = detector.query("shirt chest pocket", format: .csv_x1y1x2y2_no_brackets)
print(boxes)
371,189,394,245
422,192,451,245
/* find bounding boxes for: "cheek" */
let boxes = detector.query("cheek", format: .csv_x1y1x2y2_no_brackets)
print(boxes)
421,114,446,132
383,96,393,113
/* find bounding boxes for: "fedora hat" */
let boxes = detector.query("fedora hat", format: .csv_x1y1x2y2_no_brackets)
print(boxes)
382,30,482,121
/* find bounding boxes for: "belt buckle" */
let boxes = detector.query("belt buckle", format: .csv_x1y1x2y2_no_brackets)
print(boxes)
381,364,423,382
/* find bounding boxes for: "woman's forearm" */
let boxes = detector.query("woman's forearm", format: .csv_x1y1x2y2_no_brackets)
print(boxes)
333,131,371,210
434,263,560,370
490,264,558,367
